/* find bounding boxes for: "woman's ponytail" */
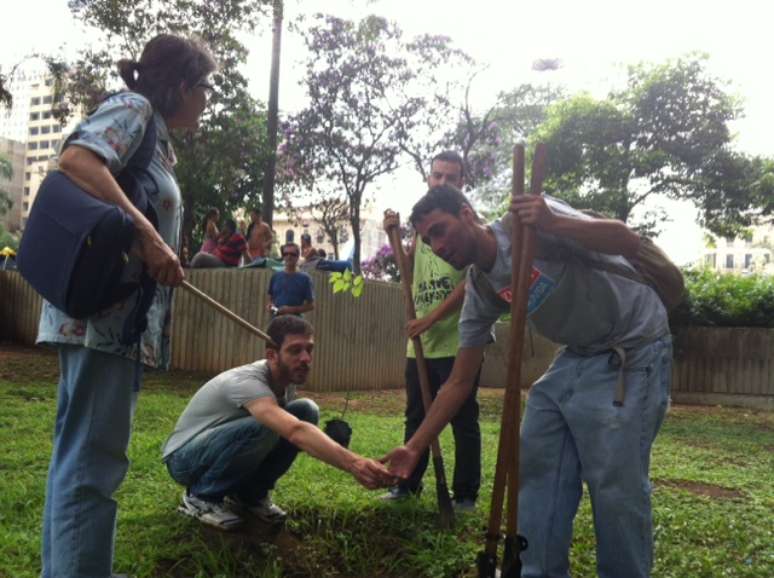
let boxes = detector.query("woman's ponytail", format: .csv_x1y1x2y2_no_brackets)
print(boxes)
116,59,142,90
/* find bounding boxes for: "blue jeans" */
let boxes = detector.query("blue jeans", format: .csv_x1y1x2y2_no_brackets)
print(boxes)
518,336,672,578
166,399,319,502
42,345,141,578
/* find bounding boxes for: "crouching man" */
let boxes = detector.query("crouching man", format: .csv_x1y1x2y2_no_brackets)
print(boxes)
162,315,395,530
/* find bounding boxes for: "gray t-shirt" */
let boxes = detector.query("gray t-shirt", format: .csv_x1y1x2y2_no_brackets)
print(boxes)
459,197,669,354
162,360,296,459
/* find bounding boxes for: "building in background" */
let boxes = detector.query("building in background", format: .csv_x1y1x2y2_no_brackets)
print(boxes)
0,60,49,143
700,224,774,275
0,59,78,231
270,204,387,263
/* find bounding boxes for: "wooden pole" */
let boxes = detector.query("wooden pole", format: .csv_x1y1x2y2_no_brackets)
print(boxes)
478,143,547,578
501,143,546,577
387,226,455,529
181,280,276,348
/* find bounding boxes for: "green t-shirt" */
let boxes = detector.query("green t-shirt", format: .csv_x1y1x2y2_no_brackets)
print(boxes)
406,237,466,359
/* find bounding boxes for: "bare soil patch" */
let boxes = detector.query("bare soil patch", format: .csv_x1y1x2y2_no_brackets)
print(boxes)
655,478,744,499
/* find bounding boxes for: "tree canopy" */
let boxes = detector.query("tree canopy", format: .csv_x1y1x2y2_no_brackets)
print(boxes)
533,56,773,236
450,79,562,217
47,0,274,250
282,13,470,272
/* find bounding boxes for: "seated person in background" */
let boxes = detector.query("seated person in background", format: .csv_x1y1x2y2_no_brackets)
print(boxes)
246,209,273,263
200,208,220,254
269,229,281,259
300,245,323,273
267,243,314,317
190,218,247,268
315,251,353,273
163,316,395,530
300,233,316,261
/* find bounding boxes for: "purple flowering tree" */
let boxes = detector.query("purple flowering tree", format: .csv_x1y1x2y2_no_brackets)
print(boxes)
360,223,410,282
361,244,400,282
282,14,469,274
450,80,563,217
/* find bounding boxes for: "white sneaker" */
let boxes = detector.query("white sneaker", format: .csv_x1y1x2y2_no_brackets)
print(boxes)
178,491,243,531
225,494,287,524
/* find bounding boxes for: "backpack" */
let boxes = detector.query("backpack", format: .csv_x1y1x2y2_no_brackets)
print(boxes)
18,105,159,343
479,211,685,312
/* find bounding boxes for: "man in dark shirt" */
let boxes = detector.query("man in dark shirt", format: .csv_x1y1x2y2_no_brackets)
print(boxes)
267,243,314,317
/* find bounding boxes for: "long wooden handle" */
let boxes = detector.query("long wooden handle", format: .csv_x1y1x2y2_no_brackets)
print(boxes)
483,144,547,566
387,230,437,416
387,225,455,529
181,280,277,347
505,143,547,539
483,146,525,560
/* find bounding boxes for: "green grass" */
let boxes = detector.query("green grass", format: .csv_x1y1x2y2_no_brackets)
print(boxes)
0,346,772,577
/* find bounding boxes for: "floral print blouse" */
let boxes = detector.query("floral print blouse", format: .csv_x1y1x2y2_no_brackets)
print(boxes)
37,92,182,369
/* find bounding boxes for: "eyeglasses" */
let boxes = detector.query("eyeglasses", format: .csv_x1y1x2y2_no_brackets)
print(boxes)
283,252,299,258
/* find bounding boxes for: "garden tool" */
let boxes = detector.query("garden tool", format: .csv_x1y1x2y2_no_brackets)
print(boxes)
387,225,456,530
477,143,546,578
182,280,276,346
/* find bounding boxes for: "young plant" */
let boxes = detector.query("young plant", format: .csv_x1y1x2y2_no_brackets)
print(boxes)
329,269,365,298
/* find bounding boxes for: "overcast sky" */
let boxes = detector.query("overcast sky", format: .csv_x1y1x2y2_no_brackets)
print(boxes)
2,0,771,264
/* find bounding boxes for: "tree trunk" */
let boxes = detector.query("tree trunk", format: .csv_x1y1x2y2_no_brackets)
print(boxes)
350,201,361,275
261,0,283,229
331,230,339,260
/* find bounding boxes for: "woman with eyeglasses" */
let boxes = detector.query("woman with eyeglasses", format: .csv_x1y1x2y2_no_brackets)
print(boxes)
37,34,217,578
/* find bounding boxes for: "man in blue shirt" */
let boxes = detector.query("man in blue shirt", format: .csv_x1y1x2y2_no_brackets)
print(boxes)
267,242,315,317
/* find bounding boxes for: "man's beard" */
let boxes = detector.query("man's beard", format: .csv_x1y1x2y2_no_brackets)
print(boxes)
278,359,310,384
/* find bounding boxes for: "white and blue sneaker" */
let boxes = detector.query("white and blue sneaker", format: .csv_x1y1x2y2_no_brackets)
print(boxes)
178,490,243,531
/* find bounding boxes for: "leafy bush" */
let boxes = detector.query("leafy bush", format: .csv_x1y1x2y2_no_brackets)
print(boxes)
670,269,774,327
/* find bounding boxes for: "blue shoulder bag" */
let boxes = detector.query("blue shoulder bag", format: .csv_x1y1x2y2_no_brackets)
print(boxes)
18,112,159,345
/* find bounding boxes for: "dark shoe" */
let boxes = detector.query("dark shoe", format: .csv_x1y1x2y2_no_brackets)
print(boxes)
453,497,477,512
379,486,421,501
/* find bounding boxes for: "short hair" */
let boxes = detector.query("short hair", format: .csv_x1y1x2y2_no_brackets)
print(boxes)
410,184,477,227
281,242,300,255
266,315,314,350
300,232,312,245
430,150,465,179
117,34,217,119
